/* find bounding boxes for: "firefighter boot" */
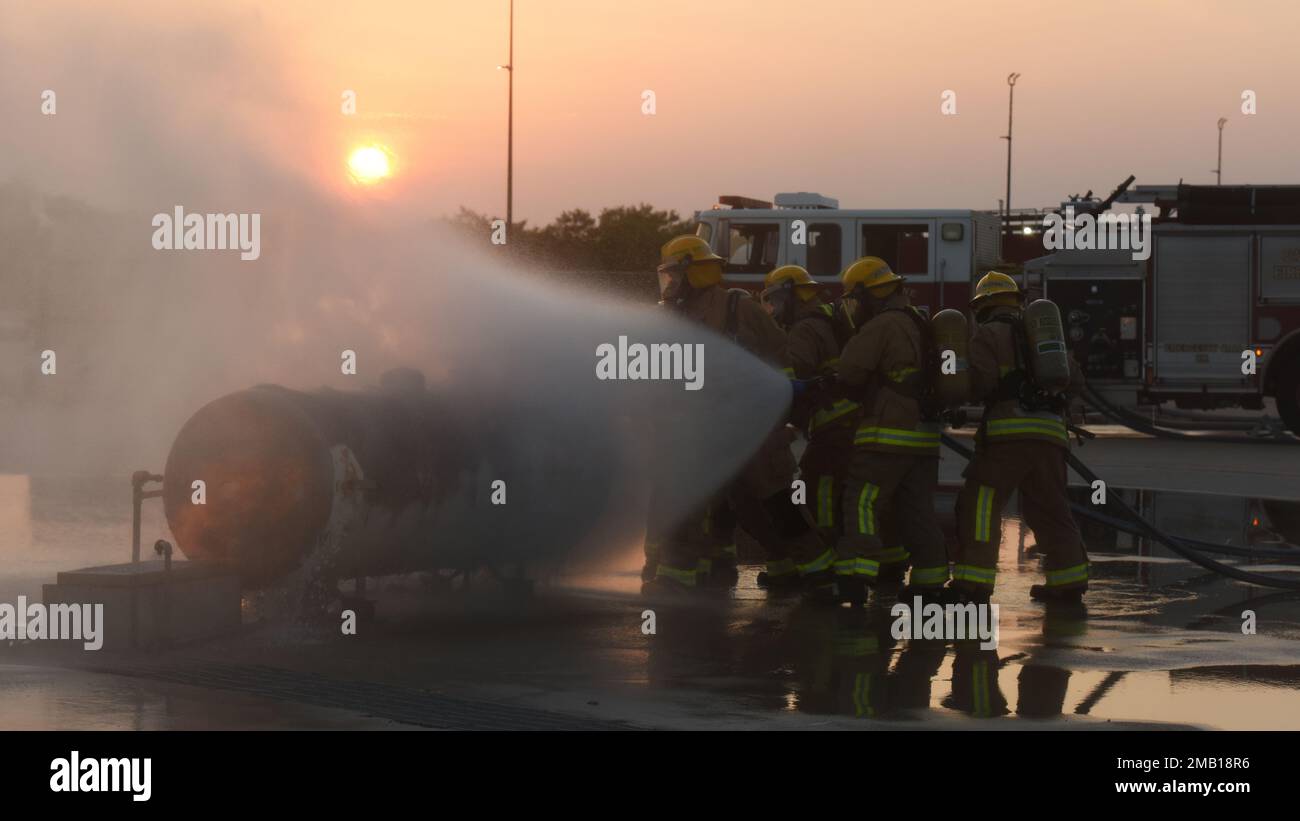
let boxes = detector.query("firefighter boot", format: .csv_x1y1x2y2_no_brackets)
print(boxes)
756,558,801,594
946,582,991,605
873,561,907,596
835,576,868,608
898,583,954,607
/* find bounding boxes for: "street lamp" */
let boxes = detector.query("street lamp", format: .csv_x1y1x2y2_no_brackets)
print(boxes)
1214,117,1227,186
1001,73,1021,244
998,74,1019,244
497,0,514,231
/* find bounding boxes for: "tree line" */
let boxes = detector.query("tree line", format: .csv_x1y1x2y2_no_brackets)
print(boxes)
444,204,694,272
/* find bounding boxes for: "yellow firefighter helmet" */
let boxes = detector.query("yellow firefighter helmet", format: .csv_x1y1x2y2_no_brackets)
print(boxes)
970,271,1022,310
841,256,904,294
659,234,724,288
762,265,819,301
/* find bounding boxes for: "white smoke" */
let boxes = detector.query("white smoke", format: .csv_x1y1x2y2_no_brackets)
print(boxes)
0,3,790,572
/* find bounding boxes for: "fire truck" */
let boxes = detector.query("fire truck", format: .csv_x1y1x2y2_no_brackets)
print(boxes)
692,192,1002,314
692,186,1300,436
1025,184,1300,436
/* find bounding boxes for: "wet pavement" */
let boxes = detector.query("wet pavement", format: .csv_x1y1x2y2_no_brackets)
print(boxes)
2,435,1300,730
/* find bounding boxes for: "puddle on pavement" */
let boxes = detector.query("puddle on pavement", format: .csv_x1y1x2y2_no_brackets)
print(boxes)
0,664,400,730
2,474,1300,729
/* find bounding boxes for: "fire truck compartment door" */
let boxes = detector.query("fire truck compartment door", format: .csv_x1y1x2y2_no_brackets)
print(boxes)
1154,233,1251,384
1260,234,1300,301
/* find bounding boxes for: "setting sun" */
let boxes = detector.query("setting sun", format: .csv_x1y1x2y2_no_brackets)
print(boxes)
347,145,392,184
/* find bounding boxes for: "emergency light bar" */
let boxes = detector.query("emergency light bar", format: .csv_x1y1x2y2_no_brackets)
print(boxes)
773,192,839,209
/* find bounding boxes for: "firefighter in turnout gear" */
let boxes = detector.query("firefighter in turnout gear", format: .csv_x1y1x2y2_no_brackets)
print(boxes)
644,235,810,595
951,271,1090,604
760,265,856,594
832,257,949,607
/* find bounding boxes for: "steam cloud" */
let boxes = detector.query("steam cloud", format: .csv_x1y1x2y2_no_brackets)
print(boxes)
0,4,791,571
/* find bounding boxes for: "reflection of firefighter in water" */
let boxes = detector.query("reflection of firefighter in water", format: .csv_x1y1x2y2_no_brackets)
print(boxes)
642,599,732,690
946,640,1010,718
786,603,950,719
1017,602,1089,718
788,605,896,717
643,236,816,595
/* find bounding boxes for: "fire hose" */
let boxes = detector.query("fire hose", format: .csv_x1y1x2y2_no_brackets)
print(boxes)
939,433,1300,590
1080,384,1299,445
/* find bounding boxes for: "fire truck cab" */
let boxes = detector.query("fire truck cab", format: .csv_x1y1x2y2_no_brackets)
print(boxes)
692,192,1002,314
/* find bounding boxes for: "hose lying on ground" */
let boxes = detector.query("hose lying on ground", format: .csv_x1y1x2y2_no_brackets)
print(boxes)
1081,384,1299,445
940,433,1300,590
1071,505,1300,562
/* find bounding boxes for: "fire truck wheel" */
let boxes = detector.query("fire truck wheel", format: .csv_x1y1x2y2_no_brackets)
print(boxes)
1278,369,1300,437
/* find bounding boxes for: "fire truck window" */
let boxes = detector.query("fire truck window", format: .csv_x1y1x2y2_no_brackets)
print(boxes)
806,223,842,276
725,224,781,274
861,224,929,275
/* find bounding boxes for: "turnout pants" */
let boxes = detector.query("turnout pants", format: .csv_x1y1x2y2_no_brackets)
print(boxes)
953,439,1090,596
646,424,821,587
796,422,854,579
645,491,734,587
836,450,949,588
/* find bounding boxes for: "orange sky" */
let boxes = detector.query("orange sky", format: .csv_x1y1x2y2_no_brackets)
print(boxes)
4,0,1300,223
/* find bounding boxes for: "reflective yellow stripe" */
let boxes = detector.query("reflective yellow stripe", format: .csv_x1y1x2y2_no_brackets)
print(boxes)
986,418,1068,443
781,366,796,377
886,367,919,382
798,549,835,575
816,476,835,527
853,672,874,718
810,398,860,432
987,418,1067,433
854,426,940,449
833,557,880,578
878,545,910,565
974,485,995,543
909,565,950,586
834,635,879,656
953,564,996,585
857,483,880,535
1045,563,1089,587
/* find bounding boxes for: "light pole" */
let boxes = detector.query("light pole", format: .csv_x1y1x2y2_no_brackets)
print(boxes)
497,0,514,230
1001,72,1021,244
1214,117,1227,186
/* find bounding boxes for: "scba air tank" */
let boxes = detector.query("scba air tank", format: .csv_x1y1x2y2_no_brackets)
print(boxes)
1023,299,1071,393
930,308,970,407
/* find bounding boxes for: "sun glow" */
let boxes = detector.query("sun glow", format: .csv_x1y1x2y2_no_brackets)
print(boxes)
347,145,393,184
